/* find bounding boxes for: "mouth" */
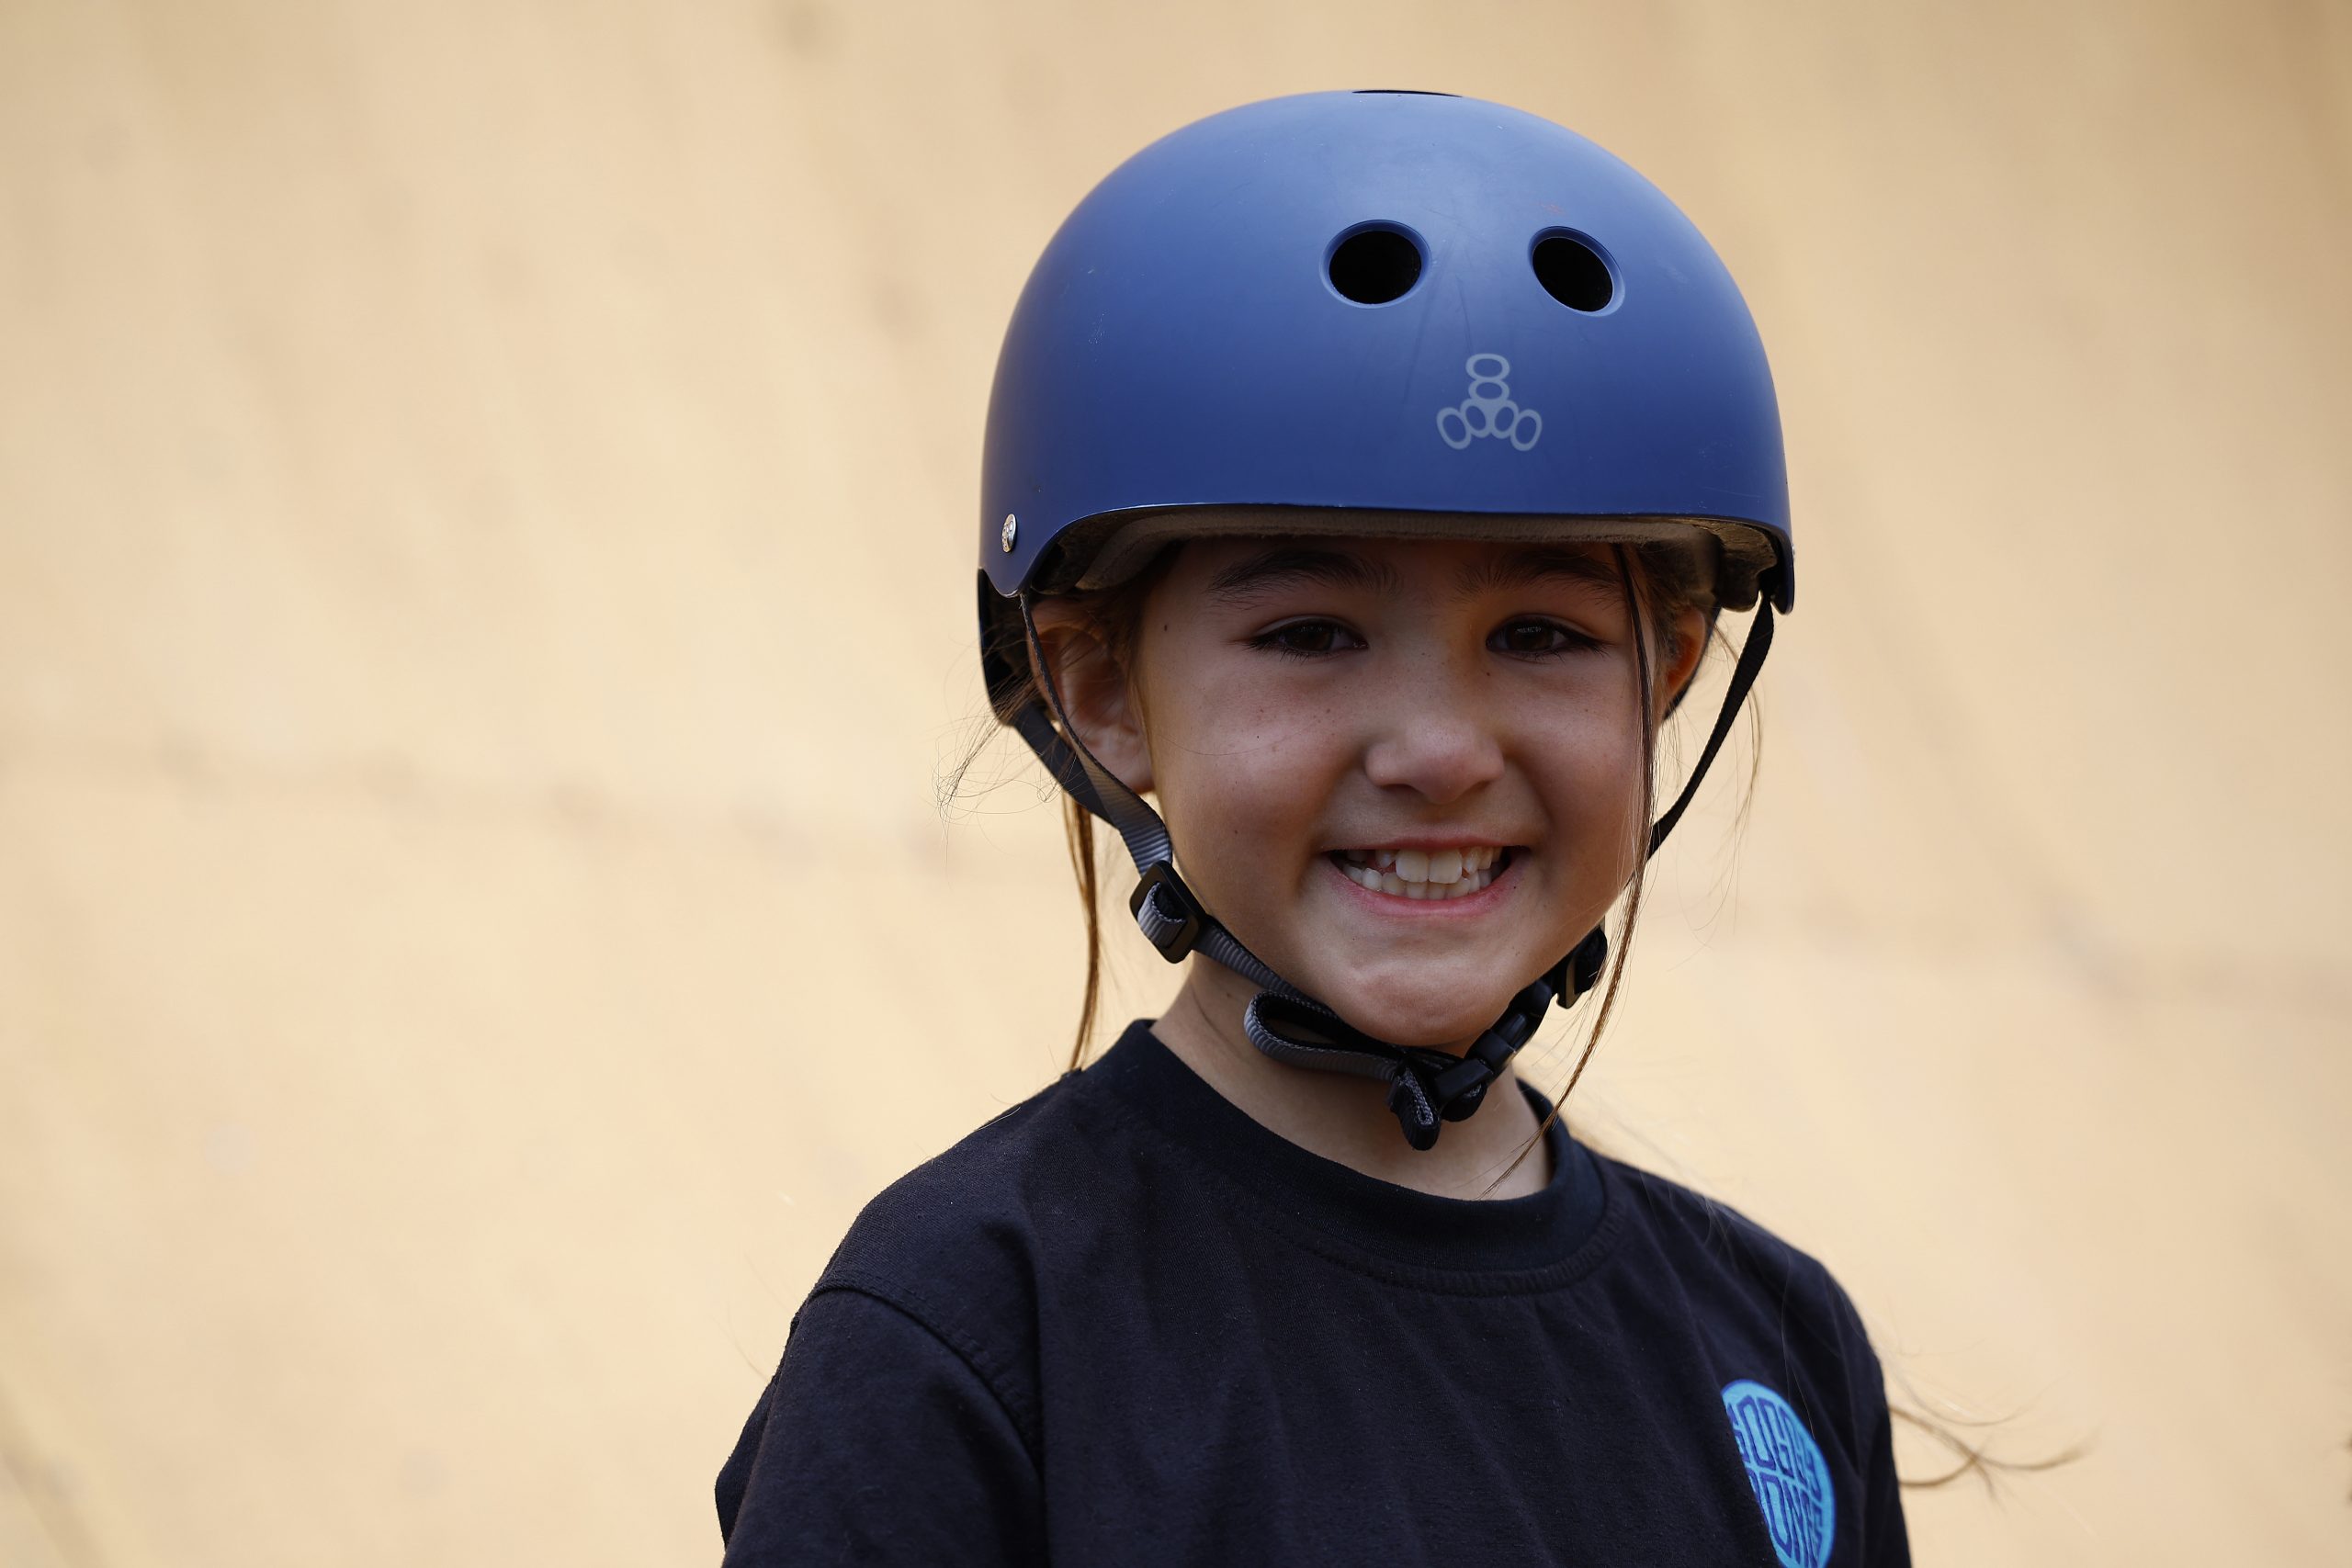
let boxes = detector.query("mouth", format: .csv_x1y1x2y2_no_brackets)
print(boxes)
1327,844,1518,903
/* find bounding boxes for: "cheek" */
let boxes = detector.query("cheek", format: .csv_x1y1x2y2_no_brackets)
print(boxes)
1529,705,1651,883
1139,664,1351,897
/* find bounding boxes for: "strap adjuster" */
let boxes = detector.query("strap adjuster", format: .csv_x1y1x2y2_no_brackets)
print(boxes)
1129,860,1205,963
1565,926,1611,1000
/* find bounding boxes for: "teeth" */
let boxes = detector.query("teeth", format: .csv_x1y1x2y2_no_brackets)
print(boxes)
1333,847,1511,902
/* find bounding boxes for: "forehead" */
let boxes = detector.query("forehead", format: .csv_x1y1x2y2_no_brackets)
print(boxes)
1174,535,1626,603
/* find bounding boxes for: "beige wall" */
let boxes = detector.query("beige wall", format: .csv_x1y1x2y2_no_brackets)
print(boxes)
2,2,2346,1562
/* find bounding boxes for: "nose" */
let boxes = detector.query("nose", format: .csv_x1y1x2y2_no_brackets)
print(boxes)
1359,660,1506,806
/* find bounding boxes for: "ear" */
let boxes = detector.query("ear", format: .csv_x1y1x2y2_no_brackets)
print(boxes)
1655,604,1712,718
1025,598,1156,796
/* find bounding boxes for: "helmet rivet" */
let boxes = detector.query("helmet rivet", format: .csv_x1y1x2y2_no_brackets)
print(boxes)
1001,513,1018,553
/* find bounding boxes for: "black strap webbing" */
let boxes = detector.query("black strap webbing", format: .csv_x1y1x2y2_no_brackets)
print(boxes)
1648,594,1773,852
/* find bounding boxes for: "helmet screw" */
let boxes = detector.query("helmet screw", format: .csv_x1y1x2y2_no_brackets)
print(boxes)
1001,513,1018,553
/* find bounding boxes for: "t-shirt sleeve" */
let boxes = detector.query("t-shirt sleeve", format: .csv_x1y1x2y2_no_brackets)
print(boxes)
715,1286,1044,1565
1823,1275,1912,1568
1857,1380,1911,1567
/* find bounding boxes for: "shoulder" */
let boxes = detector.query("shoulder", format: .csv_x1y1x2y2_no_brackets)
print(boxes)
1596,1152,1883,1378
816,1066,1120,1292
777,1073,1109,1456
1591,1156,1908,1557
795,1067,1128,1408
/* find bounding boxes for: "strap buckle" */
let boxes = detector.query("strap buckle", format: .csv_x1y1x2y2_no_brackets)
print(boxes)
1423,976,1555,1122
1129,861,1205,963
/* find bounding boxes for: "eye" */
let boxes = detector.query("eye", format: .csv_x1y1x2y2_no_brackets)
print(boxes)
1490,619,1600,657
1248,619,1364,658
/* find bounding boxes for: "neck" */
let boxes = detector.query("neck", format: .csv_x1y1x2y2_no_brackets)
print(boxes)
1147,958,1555,1201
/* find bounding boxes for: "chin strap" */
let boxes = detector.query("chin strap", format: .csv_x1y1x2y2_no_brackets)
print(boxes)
1012,583,1775,1150
1238,930,1611,1149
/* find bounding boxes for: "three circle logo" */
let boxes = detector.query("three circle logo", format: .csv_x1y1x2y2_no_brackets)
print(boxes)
1436,353,1542,451
1721,1380,1835,1568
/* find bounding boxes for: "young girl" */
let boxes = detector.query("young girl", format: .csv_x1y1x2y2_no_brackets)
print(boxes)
718,90,1909,1565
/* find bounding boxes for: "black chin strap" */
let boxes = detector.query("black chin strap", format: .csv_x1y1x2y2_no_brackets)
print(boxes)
1012,584,1776,1150
1237,930,1611,1150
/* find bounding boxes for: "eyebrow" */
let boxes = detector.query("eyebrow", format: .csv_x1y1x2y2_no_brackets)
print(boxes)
1451,545,1626,599
1201,541,1628,606
1204,546,1404,604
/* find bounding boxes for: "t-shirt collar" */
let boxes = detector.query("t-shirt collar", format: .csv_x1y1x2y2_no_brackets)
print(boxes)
1084,1018,1611,1278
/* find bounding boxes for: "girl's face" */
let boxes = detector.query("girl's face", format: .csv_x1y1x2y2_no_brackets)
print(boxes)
1051,535,1707,1050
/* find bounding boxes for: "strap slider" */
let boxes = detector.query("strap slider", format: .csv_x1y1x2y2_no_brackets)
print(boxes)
1129,861,1205,963
1565,926,1611,1000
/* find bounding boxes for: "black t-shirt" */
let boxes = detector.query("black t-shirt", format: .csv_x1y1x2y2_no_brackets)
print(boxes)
717,1021,1909,1566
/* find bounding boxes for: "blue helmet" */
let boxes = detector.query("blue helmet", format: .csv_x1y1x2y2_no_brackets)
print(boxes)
980,88,1790,614
978,90,1788,1150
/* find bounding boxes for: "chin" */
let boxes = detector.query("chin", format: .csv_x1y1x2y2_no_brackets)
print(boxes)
1331,986,1516,1052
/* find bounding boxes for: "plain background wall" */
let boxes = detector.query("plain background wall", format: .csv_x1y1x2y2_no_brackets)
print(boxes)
2,1,2346,1562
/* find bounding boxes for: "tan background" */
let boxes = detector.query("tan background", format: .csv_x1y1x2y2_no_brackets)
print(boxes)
3,1,2347,1562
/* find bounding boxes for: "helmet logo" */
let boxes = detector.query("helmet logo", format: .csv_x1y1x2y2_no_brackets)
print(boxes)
1437,354,1542,452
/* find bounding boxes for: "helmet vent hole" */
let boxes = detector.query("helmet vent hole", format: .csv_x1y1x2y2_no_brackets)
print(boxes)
1328,226,1423,305
1532,232,1613,312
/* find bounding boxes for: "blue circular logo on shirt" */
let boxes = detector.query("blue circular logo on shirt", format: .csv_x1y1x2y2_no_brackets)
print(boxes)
1721,1379,1835,1568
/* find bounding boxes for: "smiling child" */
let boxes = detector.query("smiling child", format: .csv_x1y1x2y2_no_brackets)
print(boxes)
718,90,1909,1567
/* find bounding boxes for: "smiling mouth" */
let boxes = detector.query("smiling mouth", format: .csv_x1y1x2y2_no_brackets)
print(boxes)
1329,845,1517,901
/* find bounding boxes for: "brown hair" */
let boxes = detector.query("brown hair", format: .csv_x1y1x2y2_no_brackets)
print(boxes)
999,552,1172,1068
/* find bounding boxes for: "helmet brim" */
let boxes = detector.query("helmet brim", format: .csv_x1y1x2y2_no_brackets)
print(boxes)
1037,503,1784,614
